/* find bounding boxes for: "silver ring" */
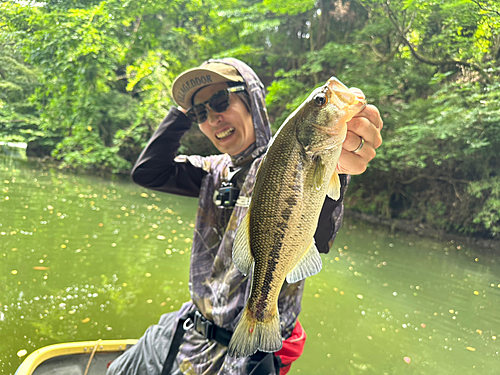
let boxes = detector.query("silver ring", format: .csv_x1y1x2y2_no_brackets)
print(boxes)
353,137,365,153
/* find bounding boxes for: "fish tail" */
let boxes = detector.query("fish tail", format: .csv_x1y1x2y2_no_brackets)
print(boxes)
227,306,282,358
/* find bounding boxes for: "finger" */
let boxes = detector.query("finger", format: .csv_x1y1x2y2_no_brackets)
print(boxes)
346,116,382,149
343,130,365,153
336,148,369,175
344,133,376,160
351,104,383,130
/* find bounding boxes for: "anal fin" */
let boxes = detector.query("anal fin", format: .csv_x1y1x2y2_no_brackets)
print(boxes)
286,240,322,284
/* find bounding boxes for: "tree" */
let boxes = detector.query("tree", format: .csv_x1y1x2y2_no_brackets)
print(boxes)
0,5,41,146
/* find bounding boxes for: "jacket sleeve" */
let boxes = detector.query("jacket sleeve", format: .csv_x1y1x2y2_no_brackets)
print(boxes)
314,174,350,254
131,107,207,197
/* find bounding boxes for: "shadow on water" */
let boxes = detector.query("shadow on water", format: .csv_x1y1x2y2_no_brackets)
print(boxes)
1,155,499,374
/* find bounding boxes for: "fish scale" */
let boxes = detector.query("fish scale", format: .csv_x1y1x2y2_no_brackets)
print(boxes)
229,77,366,358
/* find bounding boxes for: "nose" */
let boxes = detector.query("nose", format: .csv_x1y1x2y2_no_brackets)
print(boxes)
206,106,222,126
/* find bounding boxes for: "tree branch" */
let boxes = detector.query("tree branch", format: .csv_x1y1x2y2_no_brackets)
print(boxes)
401,174,471,186
0,119,32,123
384,2,489,82
470,0,500,17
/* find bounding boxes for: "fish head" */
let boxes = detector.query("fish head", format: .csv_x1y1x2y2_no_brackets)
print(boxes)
296,77,366,151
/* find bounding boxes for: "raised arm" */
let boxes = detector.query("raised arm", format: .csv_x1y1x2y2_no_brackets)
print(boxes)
131,107,207,197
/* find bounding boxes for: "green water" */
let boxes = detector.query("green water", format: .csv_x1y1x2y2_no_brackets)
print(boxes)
1,156,499,374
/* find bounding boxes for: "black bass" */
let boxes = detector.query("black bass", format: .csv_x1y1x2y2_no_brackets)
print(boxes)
228,77,366,358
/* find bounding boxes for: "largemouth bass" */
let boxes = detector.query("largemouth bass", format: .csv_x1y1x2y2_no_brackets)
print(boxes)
228,77,366,358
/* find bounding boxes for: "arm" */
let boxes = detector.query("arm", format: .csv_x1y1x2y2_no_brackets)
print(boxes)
314,174,350,253
131,107,207,197
315,93,384,253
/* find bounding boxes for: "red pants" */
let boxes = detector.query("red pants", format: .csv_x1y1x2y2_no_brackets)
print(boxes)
275,320,306,375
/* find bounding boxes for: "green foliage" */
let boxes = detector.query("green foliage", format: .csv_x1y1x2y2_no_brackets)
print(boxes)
469,177,500,237
263,0,316,15
2,0,237,170
265,78,308,132
0,10,41,144
1,0,499,238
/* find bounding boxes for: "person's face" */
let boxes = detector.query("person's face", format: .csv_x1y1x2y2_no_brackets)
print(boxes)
194,82,255,156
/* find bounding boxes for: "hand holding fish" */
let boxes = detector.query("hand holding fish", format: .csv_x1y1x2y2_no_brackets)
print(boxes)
228,77,366,358
336,88,383,175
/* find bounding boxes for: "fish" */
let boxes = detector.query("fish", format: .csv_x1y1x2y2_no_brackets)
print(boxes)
228,77,366,358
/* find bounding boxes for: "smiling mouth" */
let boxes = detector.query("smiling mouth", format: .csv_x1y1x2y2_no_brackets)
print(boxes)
215,127,235,140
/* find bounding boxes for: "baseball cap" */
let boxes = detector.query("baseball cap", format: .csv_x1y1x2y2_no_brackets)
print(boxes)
172,61,245,110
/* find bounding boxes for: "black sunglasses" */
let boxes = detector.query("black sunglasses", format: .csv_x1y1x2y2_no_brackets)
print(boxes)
187,85,246,124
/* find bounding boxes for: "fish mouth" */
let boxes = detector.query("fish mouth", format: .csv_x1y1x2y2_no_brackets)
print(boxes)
215,127,235,140
327,77,367,110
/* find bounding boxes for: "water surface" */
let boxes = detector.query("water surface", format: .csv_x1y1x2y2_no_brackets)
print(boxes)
1,156,499,374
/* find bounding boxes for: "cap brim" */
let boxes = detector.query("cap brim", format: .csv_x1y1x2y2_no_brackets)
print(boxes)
172,66,244,109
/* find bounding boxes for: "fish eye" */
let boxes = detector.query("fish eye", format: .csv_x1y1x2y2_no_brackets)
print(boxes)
314,93,327,107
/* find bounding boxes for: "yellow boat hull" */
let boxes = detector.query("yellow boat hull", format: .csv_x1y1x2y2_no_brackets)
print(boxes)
16,339,138,375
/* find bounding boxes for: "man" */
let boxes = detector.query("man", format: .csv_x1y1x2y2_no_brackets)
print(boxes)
107,58,383,375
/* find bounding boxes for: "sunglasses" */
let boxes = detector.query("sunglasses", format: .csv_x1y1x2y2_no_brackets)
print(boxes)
186,85,246,123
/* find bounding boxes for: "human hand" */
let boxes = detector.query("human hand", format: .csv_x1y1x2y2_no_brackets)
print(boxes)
336,88,383,175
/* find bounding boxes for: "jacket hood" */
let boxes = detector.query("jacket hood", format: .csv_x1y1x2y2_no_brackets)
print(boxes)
205,58,272,165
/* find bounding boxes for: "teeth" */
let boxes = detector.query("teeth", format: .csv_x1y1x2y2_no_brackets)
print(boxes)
216,127,235,139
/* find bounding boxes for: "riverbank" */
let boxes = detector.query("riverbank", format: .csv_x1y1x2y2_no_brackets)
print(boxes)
4,152,497,251
345,209,500,252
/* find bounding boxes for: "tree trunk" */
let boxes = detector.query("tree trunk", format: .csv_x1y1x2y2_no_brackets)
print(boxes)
316,0,332,51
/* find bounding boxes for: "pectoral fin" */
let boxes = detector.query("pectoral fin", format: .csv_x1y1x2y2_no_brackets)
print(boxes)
232,212,254,276
313,156,325,191
327,172,341,201
286,240,322,284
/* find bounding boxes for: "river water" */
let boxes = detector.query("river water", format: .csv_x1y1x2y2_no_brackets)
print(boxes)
1,155,499,374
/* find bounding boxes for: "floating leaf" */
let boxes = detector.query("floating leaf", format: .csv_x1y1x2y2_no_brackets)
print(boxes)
81,318,90,323
17,349,27,358
403,357,411,364
33,266,50,271
466,347,476,352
